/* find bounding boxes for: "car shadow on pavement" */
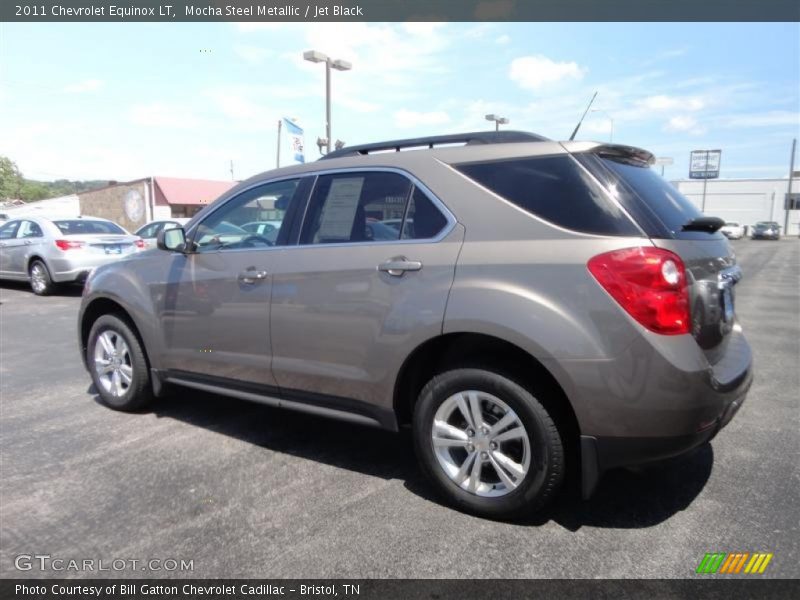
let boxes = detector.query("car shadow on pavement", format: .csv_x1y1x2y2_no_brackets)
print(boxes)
0,280,84,297
136,387,713,531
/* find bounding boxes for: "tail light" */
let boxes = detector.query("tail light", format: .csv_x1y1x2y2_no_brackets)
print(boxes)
587,247,690,335
135,239,146,249
55,239,84,251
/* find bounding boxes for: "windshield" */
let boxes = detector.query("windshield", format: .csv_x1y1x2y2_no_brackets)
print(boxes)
53,220,126,235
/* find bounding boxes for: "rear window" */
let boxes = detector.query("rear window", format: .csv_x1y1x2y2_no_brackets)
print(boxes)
597,157,719,240
54,220,126,235
455,155,639,236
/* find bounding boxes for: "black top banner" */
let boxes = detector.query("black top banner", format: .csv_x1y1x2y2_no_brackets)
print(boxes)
2,0,800,22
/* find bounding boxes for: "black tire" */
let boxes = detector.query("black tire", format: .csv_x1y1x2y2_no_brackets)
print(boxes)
28,259,58,296
86,314,154,411
413,368,564,520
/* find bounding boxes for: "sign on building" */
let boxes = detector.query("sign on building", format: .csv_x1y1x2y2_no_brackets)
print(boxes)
690,150,722,179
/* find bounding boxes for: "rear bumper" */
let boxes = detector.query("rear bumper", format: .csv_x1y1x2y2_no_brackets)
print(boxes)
49,254,136,283
580,364,751,497
568,327,753,499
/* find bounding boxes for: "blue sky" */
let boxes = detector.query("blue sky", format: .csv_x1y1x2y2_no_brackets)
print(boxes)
1,22,798,182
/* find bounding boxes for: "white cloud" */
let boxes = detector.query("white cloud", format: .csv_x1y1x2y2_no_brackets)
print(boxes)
638,94,705,111
509,55,586,91
720,111,800,128
233,45,273,64
128,103,201,129
393,109,451,128
664,115,707,135
495,34,511,45
63,79,103,93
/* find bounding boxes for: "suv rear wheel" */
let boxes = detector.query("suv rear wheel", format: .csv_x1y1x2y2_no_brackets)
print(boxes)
413,368,564,519
87,314,153,411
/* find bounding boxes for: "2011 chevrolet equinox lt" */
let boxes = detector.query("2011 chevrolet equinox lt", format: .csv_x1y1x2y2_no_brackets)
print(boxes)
78,131,752,519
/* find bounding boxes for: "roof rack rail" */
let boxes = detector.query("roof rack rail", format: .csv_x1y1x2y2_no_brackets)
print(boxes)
319,130,549,160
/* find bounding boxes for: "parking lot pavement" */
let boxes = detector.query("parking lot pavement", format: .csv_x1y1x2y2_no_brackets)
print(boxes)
1,239,798,580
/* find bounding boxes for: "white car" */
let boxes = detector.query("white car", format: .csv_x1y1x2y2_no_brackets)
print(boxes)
720,222,745,240
0,215,143,295
134,218,191,250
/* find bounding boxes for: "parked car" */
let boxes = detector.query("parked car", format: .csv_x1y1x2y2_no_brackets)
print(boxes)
750,221,781,240
0,215,143,295
134,218,191,250
241,220,283,244
78,131,752,519
720,222,745,240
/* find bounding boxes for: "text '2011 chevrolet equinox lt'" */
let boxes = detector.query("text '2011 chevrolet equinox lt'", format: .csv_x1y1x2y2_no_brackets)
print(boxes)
79,131,752,519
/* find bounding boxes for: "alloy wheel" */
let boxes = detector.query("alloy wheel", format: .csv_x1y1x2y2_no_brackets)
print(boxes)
93,330,133,398
431,390,531,497
30,263,47,294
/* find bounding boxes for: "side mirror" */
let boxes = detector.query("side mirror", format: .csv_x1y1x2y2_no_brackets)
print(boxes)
157,227,187,252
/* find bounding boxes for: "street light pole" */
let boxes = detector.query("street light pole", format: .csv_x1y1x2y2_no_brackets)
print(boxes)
304,50,352,155
485,114,509,131
325,60,331,154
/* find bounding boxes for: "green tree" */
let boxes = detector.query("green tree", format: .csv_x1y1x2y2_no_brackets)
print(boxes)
0,156,23,200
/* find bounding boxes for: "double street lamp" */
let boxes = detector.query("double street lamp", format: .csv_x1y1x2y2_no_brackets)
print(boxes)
485,114,509,131
303,50,352,154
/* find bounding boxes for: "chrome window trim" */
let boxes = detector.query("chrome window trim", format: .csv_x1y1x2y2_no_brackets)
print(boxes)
188,167,456,254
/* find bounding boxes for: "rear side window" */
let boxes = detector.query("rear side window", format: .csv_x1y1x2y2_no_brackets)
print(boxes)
54,220,126,235
402,188,449,240
598,157,715,240
455,156,639,236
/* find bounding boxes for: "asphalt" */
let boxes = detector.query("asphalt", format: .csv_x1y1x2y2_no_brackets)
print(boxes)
0,239,798,579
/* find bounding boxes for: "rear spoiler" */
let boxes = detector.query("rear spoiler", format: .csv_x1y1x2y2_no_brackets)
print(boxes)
588,144,655,166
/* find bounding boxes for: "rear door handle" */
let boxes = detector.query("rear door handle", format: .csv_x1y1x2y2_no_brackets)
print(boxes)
238,269,268,284
378,258,422,277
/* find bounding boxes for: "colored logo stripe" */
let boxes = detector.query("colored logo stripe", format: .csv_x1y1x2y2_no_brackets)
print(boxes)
697,552,773,574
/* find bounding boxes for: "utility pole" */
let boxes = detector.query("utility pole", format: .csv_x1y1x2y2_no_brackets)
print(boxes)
701,150,710,213
276,119,282,168
229,160,234,181
785,138,796,233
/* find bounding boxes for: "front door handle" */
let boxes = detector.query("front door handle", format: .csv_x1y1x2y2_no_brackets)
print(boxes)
24,240,34,245
238,269,268,284
378,258,423,277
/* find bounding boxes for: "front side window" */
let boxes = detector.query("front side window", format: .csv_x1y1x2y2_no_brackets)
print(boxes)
192,179,300,252
299,171,448,245
455,155,639,236
136,222,161,239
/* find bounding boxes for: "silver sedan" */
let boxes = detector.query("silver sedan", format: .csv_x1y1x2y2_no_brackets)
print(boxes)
0,215,143,295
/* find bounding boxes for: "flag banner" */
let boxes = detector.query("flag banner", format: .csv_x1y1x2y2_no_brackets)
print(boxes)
283,118,305,164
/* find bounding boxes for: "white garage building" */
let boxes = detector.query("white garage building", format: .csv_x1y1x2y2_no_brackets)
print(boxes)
671,177,799,236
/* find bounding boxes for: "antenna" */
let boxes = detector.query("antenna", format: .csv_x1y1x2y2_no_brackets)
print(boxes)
569,91,598,141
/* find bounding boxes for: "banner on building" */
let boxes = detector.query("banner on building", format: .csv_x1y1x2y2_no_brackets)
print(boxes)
283,118,305,164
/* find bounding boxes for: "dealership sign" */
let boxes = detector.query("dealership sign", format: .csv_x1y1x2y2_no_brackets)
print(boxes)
690,150,722,179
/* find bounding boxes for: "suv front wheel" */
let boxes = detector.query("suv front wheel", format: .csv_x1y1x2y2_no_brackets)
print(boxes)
413,368,564,519
87,314,153,411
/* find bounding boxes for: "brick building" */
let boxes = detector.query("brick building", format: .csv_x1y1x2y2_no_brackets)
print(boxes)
77,177,235,232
